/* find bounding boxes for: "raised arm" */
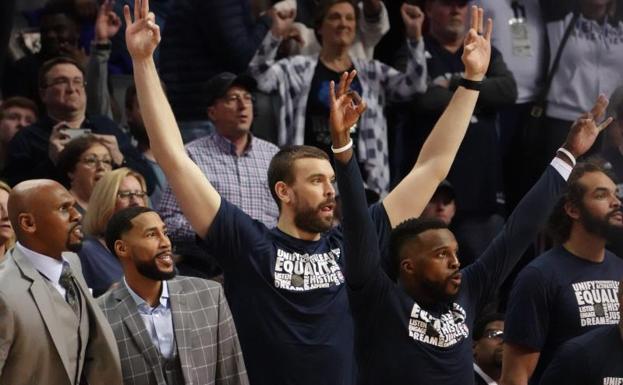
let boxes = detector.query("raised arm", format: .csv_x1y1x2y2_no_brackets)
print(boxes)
382,5,492,228
124,0,220,237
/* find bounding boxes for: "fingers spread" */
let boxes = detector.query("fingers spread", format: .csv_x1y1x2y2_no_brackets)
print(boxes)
134,0,140,21
485,17,493,41
478,7,484,34
590,94,609,119
470,5,478,31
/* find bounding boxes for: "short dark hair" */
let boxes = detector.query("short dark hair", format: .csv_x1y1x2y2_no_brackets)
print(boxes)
38,56,85,89
41,0,80,23
267,145,330,208
105,206,156,258
56,135,110,186
547,159,616,244
389,217,449,272
313,0,359,45
473,312,505,341
0,96,39,119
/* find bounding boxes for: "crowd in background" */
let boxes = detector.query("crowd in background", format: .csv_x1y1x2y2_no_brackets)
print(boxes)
0,0,622,384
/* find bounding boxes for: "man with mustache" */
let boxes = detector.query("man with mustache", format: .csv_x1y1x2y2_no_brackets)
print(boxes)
0,179,122,385
98,206,248,385
332,88,612,384
125,2,491,384
473,313,505,385
502,161,623,385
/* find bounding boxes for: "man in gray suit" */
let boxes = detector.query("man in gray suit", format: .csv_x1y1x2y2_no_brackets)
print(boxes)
98,206,248,385
0,179,122,385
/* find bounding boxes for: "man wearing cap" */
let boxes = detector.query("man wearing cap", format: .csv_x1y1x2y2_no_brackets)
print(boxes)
157,72,279,277
421,179,457,225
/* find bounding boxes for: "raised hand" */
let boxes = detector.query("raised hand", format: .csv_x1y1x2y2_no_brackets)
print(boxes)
270,7,296,39
95,0,122,43
563,95,613,159
401,3,425,42
329,70,367,146
462,6,493,81
123,0,160,60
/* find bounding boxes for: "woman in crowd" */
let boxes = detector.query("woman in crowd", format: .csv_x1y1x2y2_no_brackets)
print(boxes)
79,167,148,296
249,0,426,197
57,135,114,214
0,181,14,261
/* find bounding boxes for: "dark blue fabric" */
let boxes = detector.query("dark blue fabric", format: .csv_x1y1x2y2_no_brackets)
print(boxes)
539,325,623,385
159,0,271,120
3,114,156,193
201,198,390,385
77,236,123,297
505,246,623,385
335,152,565,385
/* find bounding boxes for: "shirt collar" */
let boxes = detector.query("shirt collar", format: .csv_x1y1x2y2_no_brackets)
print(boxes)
124,277,170,310
473,363,498,385
212,131,254,156
16,242,66,284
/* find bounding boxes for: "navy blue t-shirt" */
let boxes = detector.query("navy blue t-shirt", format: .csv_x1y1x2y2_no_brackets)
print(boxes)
505,246,623,384
333,152,566,385
202,199,391,385
539,325,623,385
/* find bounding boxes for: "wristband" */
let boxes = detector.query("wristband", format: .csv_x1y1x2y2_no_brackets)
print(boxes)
331,139,353,154
557,147,576,167
458,77,483,91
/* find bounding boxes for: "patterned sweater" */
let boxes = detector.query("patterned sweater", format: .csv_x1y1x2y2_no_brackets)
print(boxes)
248,32,427,196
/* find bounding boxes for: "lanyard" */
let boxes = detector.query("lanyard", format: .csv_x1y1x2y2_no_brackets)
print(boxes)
511,0,527,19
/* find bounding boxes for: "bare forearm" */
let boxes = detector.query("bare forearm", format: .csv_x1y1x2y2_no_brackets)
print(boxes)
132,58,185,164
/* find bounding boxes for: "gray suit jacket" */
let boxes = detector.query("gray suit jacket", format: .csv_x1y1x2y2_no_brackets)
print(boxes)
97,276,248,385
0,247,123,385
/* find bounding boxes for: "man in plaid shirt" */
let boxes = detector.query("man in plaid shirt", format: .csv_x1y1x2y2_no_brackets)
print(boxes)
157,72,279,277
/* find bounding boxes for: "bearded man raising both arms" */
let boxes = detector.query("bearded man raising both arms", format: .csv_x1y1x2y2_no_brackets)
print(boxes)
125,1,493,384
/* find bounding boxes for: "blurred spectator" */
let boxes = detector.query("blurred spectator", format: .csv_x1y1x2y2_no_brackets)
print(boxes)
158,72,279,278
2,0,84,102
538,279,623,385
125,83,166,207
502,161,623,385
474,0,546,213
420,179,456,225
397,0,516,265
0,96,38,171
3,56,156,192
283,0,389,60
159,0,272,122
0,181,14,260
56,134,113,213
473,313,505,385
601,86,623,188
529,0,623,187
80,167,148,296
249,0,427,196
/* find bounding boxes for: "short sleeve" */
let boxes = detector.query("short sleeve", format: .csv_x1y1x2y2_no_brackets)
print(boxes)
505,266,551,350
201,199,270,272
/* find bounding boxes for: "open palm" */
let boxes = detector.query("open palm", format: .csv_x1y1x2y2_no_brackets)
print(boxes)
461,6,493,81
124,0,160,60
329,71,367,137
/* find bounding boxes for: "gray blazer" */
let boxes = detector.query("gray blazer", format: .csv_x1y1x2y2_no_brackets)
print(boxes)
97,276,248,385
0,247,123,385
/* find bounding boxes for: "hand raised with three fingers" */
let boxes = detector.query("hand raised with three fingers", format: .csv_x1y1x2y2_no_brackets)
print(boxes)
124,0,161,60
329,70,367,161
461,5,493,81
563,95,614,160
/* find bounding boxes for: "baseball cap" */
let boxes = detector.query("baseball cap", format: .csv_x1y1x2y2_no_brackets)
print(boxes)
203,72,257,107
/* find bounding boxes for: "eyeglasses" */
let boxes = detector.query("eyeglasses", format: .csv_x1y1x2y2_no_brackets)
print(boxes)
117,190,147,200
80,156,113,168
484,330,504,340
44,77,87,89
220,93,254,106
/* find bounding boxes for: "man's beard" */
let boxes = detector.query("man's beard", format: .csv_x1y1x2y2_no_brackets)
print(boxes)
135,252,177,281
420,276,460,304
66,224,83,252
293,198,335,234
579,204,623,239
